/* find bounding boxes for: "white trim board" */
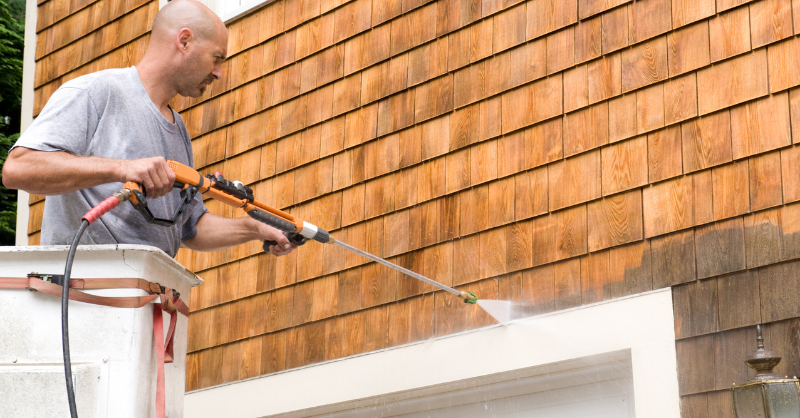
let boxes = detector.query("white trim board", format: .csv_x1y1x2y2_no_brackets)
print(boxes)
184,288,680,418
16,0,38,246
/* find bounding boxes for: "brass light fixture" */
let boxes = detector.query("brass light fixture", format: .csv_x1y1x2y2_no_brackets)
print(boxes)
731,325,800,418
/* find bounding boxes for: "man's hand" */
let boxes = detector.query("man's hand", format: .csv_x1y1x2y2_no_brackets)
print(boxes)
3,148,177,197
119,157,176,198
256,223,298,256
183,213,299,256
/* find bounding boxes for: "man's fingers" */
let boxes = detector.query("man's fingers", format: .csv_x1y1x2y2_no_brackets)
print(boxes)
273,233,291,250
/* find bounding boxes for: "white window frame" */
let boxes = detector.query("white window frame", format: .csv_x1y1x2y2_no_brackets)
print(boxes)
184,288,681,418
159,0,277,24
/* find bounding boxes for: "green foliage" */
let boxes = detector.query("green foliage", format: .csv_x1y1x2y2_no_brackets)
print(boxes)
0,132,17,244
0,0,23,245
0,0,23,136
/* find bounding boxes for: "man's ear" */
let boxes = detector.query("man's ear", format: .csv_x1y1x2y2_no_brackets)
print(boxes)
177,28,192,52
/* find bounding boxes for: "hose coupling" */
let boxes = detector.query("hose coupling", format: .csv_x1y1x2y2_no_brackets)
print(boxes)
113,188,132,203
459,291,478,304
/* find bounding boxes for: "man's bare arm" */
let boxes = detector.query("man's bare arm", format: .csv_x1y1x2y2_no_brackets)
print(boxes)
182,212,296,256
2,147,176,198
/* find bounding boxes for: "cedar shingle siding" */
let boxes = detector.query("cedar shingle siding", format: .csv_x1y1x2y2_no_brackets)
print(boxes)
28,0,800,413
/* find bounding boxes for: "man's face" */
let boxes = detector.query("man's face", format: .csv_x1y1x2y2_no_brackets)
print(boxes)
176,27,227,98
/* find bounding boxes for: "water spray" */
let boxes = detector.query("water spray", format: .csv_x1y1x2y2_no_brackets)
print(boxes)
124,161,479,305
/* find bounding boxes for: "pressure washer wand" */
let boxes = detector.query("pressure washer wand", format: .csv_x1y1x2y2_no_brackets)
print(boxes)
123,161,478,304
333,239,477,304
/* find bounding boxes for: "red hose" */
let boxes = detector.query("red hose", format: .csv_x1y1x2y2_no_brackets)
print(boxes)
81,196,121,224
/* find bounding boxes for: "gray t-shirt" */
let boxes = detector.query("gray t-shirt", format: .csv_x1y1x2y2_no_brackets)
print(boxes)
13,67,207,257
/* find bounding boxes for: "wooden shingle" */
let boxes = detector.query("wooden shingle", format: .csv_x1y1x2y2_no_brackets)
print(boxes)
699,50,770,115
769,37,800,93
744,207,784,268
527,0,577,40
574,16,602,63
588,189,644,251
587,52,621,104
601,135,648,195
454,63,485,108
601,5,629,53
390,3,437,55
470,19,494,62
648,126,683,183
712,161,750,221
459,184,489,236
664,73,698,124
564,64,588,113
608,93,637,143
749,151,783,211
546,27,575,74
651,229,696,288
629,0,671,43
485,40,546,97
344,24,391,75
676,335,716,394
515,167,549,219
532,214,557,266
709,6,751,63
506,220,534,271
672,0,715,28
750,0,793,49
523,118,564,168
621,36,668,93
415,76,454,123
668,21,710,77
606,240,652,298
501,75,563,133
364,175,396,219
759,259,800,322
492,3,527,52
564,102,609,157
548,150,601,211
643,171,711,237
447,28,471,71
453,235,481,285
333,0,372,43
682,111,733,173
555,204,588,260
521,265,556,314
480,227,508,278
554,258,582,310
781,145,800,203
714,327,759,390
717,270,761,330
636,83,665,134
730,92,791,159
695,218,747,279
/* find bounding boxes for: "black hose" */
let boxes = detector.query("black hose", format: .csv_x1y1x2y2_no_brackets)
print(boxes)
62,219,88,418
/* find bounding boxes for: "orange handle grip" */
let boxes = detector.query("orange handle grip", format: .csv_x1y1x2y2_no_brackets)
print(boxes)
124,160,305,232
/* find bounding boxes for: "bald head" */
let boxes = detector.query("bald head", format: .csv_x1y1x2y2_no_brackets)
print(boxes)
151,0,226,44
138,0,228,99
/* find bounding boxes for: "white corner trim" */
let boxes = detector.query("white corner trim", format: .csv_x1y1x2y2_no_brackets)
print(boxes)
15,0,38,246
218,0,279,24
184,289,680,418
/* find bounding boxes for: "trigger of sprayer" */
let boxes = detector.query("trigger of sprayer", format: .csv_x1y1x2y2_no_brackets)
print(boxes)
460,291,478,304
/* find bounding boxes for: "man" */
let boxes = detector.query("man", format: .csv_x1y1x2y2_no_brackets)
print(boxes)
2,0,295,257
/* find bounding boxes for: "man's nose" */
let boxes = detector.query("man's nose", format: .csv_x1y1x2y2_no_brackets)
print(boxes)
211,66,222,80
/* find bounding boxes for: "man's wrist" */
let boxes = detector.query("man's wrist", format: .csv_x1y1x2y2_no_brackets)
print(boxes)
245,216,262,241
96,157,125,183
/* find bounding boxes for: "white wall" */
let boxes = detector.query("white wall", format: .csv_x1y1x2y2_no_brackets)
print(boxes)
184,289,681,418
15,0,38,245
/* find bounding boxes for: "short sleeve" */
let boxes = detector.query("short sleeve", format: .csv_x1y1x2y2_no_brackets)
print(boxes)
180,192,208,241
12,86,98,155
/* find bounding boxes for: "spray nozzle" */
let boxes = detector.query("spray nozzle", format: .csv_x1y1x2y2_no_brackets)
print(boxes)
459,291,478,304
